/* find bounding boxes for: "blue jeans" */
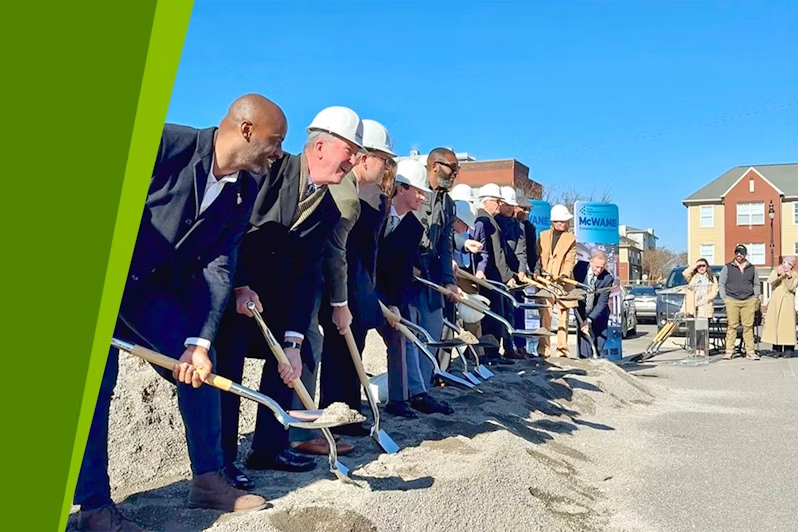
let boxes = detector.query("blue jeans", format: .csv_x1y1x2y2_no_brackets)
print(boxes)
74,315,223,510
405,285,444,396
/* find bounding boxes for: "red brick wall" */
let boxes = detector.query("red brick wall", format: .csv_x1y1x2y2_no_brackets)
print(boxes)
723,169,782,267
619,262,630,283
455,160,544,199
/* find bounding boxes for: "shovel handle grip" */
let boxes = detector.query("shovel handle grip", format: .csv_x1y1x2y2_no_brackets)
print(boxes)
379,302,423,344
126,344,233,392
343,330,371,386
419,278,489,313
455,268,494,291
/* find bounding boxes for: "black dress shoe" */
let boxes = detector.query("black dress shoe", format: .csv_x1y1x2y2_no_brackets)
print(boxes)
385,400,418,418
504,349,527,360
330,422,371,437
244,448,317,473
482,355,514,366
409,393,454,415
221,463,255,491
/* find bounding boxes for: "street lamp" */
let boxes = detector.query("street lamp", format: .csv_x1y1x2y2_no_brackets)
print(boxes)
769,200,775,266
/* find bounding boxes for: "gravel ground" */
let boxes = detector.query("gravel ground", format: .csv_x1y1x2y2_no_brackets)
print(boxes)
67,324,797,531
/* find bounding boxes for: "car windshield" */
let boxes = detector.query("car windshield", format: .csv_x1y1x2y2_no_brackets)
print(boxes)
665,266,723,289
630,286,656,296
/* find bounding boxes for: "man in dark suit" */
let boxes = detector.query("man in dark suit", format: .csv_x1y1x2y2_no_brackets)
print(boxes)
376,159,429,418
73,94,285,531
494,187,528,359
573,251,614,359
290,119,395,454
406,148,461,415
472,184,517,365
514,191,537,356
213,106,362,489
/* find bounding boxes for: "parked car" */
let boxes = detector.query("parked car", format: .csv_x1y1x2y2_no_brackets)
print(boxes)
655,265,726,334
568,284,638,338
629,285,657,323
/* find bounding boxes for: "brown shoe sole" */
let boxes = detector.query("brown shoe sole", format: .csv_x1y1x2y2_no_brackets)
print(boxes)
291,439,355,456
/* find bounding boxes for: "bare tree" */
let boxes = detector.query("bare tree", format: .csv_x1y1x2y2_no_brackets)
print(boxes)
543,183,613,216
642,247,688,281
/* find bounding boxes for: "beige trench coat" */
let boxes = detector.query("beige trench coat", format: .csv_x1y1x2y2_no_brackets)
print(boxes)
761,268,798,347
680,264,719,319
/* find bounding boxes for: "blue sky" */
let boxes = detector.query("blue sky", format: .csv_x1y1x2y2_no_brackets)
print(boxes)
167,0,798,250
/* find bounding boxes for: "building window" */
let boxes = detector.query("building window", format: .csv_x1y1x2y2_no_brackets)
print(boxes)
700,206,714,228
794,203,798,225
737,202,765,226
739,243,766,265
699,244,715,265
794,242,798,255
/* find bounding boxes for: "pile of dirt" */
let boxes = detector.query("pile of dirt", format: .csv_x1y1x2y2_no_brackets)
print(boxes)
66,332,659,532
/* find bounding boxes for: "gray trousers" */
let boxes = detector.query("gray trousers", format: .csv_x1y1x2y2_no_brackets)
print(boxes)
405,285,444,396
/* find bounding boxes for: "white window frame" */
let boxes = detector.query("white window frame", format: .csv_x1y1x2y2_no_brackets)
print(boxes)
794,242,798,255
699,244,715,265
793,203,798,225
699,206,714,228
737,202,765,226
739,243,766,265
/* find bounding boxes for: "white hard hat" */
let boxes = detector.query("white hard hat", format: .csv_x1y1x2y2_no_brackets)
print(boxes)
395,159,432,193
361,119,395,156
449,183,475,203
306,106,364,148
500,186,518,206
477,183,502,199
515,189,531,208
454,200,476,230
550,204,573,222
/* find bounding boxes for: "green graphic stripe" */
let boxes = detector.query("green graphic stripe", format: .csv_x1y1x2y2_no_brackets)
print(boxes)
55,2,195,531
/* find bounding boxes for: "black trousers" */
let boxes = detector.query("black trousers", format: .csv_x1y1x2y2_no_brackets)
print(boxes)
318,303,370,413
214,308,293,464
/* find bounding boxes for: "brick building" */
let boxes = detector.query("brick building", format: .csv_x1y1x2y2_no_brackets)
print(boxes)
396,150,543,199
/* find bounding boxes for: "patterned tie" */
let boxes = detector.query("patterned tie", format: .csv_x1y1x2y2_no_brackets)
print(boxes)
384,215,400,237
305,182,317,200
586,272,596,313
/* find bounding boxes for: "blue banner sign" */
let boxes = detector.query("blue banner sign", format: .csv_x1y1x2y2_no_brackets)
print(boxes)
575,202,620,245
527,200,551,230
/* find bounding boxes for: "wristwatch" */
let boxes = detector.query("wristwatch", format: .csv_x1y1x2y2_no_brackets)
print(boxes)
282,340,301,350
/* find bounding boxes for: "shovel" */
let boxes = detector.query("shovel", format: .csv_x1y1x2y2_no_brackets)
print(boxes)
342,329,401,454
556,275,616,295
443,318,498,380
414,276,555,340
399,317,483,386
111,338,360,431
379,302,481,392
245,302,355,483
456,269,548,310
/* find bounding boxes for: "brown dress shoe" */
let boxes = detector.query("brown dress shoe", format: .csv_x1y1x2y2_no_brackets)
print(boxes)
77,504,144,532
188,471,269,512
291,437,355,456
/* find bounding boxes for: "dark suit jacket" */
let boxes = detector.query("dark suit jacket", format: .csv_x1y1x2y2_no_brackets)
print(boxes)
413,190,456,309
495,214,527,274
232,152,341,354
376,212,425,309
473,209,514,284
323,171,361,305
342,194,388,330
574,260,614,327
121,124,256,343
522,219,538,273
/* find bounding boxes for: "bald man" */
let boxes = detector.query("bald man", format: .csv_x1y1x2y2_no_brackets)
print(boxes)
73,94,285,531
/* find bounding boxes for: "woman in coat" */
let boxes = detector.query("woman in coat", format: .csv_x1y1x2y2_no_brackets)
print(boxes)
681,258,719,357
762,256,797,358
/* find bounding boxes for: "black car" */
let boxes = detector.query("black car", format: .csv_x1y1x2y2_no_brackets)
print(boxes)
655,265,727,334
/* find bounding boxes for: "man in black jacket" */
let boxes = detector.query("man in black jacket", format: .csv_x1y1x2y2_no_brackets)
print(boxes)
376,159,429,418
213,106,362,489
406,148,462,415
494,187,528,359
719,244,761,360
74,94,284,531
573,252,614,359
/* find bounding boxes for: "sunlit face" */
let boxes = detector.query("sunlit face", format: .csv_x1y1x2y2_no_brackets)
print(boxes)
312,135,360,185
553,220,569,232
482,197,502,216
241,119,286,175
359,151,390,185
590,257,607,277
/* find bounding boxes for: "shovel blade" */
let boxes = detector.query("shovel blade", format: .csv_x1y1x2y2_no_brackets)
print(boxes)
476,365,495,379
436,369,481,391
331,461,356,484
372,429,401,454
465,372,482,385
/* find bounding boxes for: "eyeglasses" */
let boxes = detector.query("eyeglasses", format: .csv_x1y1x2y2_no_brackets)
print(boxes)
435,161,460,175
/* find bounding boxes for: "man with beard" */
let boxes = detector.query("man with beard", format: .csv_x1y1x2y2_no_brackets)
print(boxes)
289,119,396,454
213,106,362,490
405,147,462,415
74,94,285,531
473,184,518,365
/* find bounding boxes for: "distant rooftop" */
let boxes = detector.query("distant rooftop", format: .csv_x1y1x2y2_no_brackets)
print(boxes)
683,163,798,204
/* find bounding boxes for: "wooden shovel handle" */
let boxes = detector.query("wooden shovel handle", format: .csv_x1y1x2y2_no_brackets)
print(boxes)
421,279,489,313
379,302,427,344
343,329,371,388
455,268,494,291
127,344,234,392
